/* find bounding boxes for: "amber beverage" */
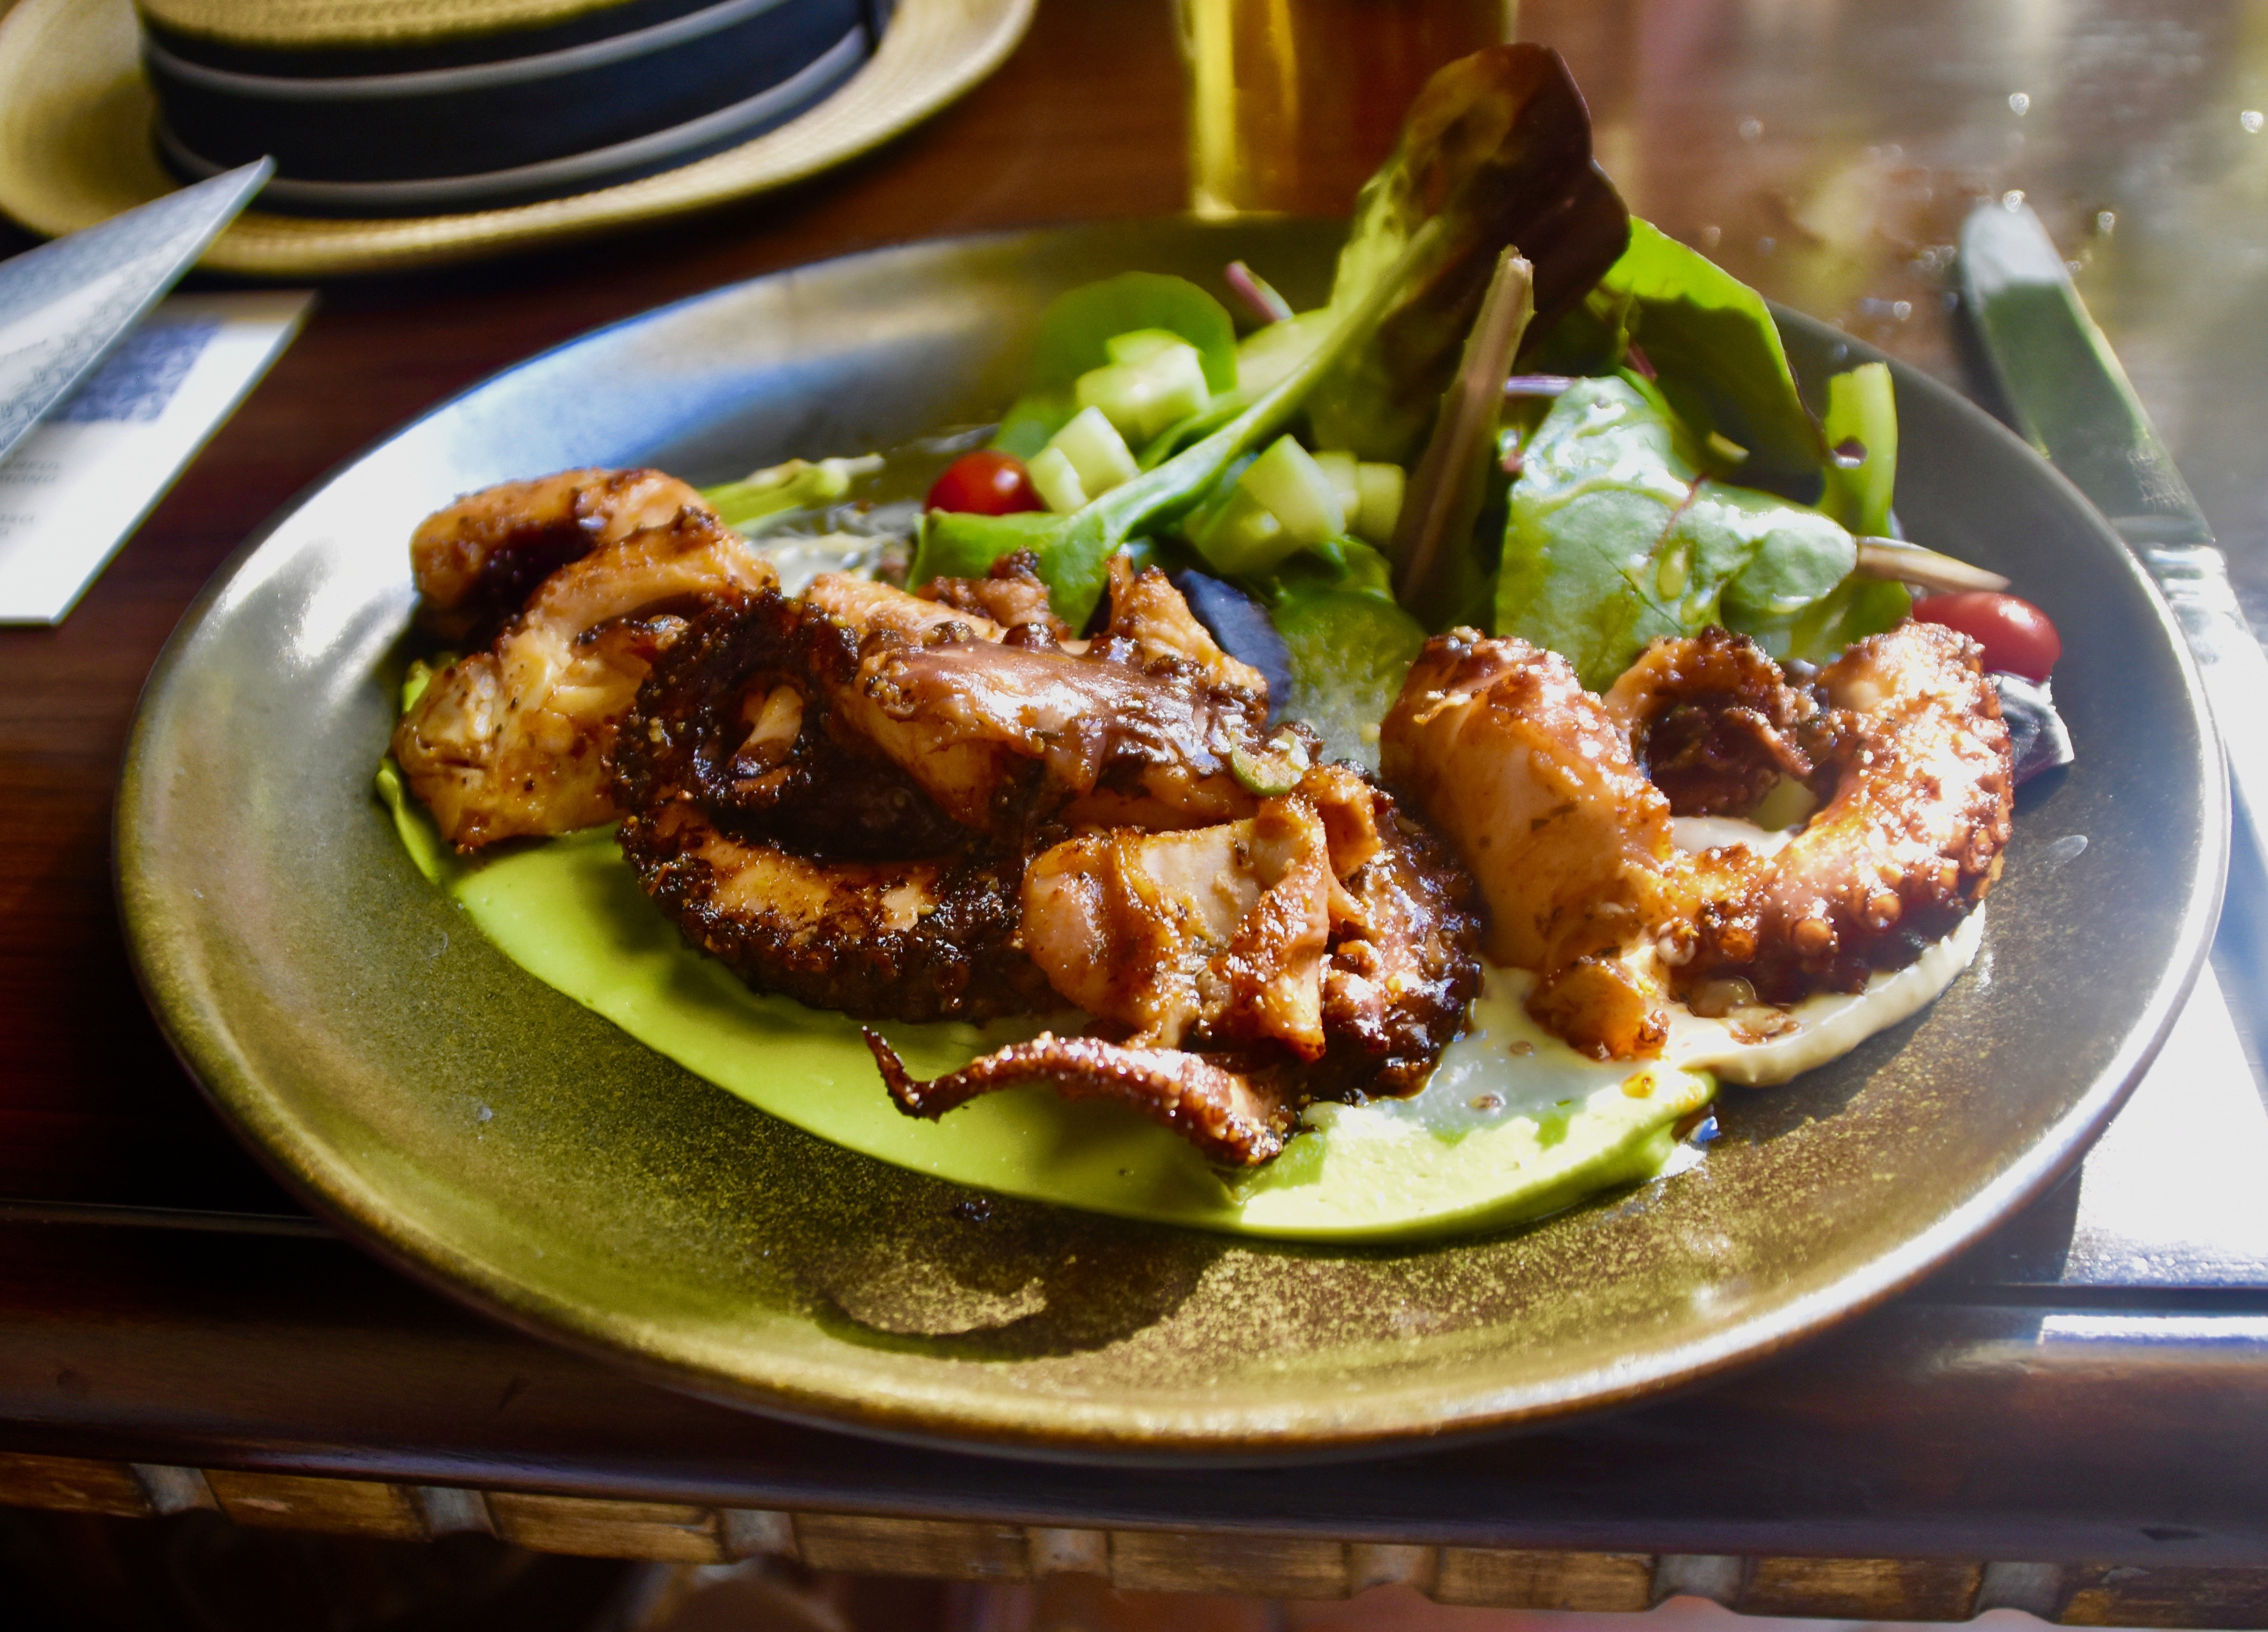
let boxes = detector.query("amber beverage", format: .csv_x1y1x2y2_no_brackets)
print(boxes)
1178,0,1514,217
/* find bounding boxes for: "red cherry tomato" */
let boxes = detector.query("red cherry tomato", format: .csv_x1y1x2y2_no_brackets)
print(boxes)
925,450,1043,516
1912,591,2062,682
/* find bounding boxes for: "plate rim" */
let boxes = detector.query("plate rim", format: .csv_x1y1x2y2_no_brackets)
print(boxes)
114,220,2230,1460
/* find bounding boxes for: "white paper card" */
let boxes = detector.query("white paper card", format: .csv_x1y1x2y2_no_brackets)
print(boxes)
0,290,313,624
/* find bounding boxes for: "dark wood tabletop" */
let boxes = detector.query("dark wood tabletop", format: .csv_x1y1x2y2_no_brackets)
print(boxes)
5,0,2268,1621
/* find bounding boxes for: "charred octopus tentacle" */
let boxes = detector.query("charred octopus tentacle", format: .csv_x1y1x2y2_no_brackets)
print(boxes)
613,588,1053,1023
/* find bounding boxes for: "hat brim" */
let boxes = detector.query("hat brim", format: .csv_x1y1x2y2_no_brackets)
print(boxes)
0,0,1035,276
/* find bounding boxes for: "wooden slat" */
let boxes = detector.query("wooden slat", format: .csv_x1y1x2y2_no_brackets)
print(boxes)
1432,1547,1655,1611
1109,1531,1349,1598
485,1492,726,1561
0,1451,149,1518
203,1470,424,1539
1739,1555,1984,1621
8,1460,2268,1630
2062,1565,2268,1630
794,1513,1029,1580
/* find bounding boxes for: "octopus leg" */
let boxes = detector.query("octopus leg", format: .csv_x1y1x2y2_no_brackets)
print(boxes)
619,800,1051,1022
865,1030,1289,1167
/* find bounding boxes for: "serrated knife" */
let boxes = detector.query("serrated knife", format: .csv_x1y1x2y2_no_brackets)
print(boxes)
0,160,272,470
1960,197,2268,851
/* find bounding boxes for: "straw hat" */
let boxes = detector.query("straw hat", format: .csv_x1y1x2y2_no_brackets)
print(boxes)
0,0,1035,275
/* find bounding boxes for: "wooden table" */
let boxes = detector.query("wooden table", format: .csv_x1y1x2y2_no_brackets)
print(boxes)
4,1,2267,1621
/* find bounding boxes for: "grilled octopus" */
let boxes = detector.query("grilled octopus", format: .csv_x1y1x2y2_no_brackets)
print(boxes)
610,553,1480,1162
392,474,1483,1165
1381,619,2014,1060
392,474,772,849
876,759,1481,1163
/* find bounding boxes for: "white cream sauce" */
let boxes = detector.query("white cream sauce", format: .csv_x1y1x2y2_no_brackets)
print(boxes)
1308,909,1983,1142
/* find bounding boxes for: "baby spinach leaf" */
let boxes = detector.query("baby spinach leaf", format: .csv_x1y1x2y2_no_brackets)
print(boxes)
1028,273,1240,396
1494,375,1696,686
1494,375,1869,688
1305,44,1629,465
1595,220,1826,493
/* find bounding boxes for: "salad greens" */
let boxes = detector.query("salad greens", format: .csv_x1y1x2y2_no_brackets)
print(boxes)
901,55,1918,718
1305,45,1630,465
908,216,1452,627
1493,374,1882,688
1558,219,1827,493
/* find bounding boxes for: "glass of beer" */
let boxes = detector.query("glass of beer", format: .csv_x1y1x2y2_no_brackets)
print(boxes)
1177,0,1516,218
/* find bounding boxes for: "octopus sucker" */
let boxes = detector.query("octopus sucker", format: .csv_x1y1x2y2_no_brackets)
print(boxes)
865,1030,1292,1167
393,490,773,850
1381,619,2013,1057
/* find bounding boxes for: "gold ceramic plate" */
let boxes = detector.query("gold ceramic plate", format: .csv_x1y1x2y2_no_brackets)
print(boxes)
118,220,2222,1457
0,0,1033,276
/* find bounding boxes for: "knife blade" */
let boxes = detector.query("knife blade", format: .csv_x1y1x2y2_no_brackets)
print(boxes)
0,160,273,470
1959,197,2268,849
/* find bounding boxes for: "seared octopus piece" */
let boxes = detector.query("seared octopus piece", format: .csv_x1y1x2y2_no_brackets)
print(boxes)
1676,621,2013,1000
610,561,1281,1024
394,501,774,850
1604,625,1818,815
836,557,1273,841
615,588,968,860
613,589,1053,1022
1380,621,2014,1058
409,468,706,647
877,764,1481,1165
914,549,1072,644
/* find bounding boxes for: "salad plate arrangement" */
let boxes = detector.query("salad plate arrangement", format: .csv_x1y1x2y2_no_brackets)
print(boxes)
118,49,2220,1453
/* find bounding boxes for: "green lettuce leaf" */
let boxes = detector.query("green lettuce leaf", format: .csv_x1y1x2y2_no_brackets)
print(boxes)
1027,272,1240,395
1304,44,1629,464
1495,375,1873,688
1594,220,1825,492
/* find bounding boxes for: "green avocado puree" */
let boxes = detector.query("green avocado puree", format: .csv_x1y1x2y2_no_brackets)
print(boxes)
379,765,1713,1241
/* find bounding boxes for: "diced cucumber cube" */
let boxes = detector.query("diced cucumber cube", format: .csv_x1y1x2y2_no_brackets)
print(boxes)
1075,340,1210,444
1310,451,1362,522
1104,328,1188,366
1238,434,1344,547
1195,487,1296,575
1026,444,1090,514
1354,460,1405,546
1045,406,1139,500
